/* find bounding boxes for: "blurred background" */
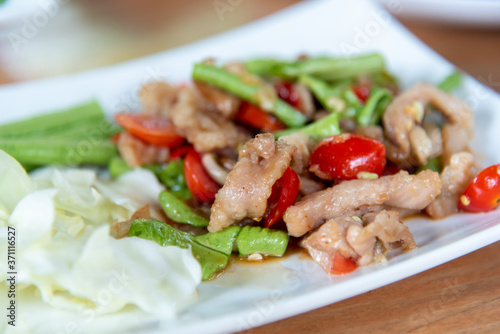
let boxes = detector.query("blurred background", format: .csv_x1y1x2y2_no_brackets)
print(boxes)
0,0,499,87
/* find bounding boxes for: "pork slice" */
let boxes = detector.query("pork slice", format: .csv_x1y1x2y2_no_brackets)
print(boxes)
140,82,178,117
171,87,250,152
284,170,441,237
279,132,312,175
300,216,361,273
426,152,477,219
301,210,417,273
383,83,473,163
208,133,295,232
194,81,241,118
116,132,170,167
348,210,416,266
355,125,384,143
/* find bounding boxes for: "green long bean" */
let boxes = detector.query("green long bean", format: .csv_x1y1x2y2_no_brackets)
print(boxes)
192,63,307,128
0,101,106,138
0,137,117,166
274,112,341,140
158,190,209,227
357,87,393,126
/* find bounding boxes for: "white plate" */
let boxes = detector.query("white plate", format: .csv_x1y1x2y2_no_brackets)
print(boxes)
377,0,500,27
2,0,500,333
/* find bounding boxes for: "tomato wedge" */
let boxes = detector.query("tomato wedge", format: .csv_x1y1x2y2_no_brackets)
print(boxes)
275,81,302,110
351,84,371,104
458,164,500,212
184,149,220,203
114,113,184,148
234,101,286,132
262,167,300,228
330,254,357,275
309,133,386,181
169,145,192,161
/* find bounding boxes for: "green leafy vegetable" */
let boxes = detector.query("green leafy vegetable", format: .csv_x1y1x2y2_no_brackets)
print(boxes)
157,159,192,200
194,226,242,256
438,70,463,93
129,219,229,280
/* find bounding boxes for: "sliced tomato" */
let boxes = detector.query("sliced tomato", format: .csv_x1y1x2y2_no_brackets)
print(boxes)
262,167,300,228
458,164,500,212
169,145,192,161
330,254,357,275
184,149,220,203
352,84,371,104
234,101,286,132
114,113,184,148
309,133,386,181
275,81,301,110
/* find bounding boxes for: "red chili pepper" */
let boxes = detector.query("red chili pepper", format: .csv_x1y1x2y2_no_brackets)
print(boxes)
184,149,220,203
330,254,358,275
114,113,184,148
352,84,371,104
262,167,300,228
275,81,302,110
234,101,286,132
309,134,386,181
458,164,500,212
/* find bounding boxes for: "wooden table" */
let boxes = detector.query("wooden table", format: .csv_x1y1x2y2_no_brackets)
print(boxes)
1,1,499,333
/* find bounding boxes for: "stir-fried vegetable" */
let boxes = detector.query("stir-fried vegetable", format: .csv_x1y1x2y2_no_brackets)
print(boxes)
263,167,300,228
309,134,386,180
184,148,220,203
114,113,184,148
234,101,286,132
192,63,307,128
459,164,500,212
159,190,209,227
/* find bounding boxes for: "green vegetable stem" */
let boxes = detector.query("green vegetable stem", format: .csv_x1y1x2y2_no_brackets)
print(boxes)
274,112,341,140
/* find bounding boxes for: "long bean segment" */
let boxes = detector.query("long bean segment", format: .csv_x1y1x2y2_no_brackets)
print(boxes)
264,54,385,81
0,137,117,166
274,112,341,140
159,190,209,227
357,87,393,126
0,101,106,138
192,63,307,128
299,75,344,112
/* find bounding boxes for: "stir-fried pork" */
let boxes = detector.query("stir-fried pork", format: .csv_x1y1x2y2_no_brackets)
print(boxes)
194,81,241,118
284,170,442,237
140,82,177,117
170,87,249,152
279,132,312,175
426,152,477,218
301,210,416,272
383,83,473,164
355,125,384,143
208,133,295,232
116,132,170,167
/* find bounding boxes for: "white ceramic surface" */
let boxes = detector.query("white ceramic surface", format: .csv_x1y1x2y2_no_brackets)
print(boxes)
377,0,500,27
2,0,500,333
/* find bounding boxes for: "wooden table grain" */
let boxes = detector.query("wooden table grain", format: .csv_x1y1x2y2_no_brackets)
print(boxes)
1,2,499,333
